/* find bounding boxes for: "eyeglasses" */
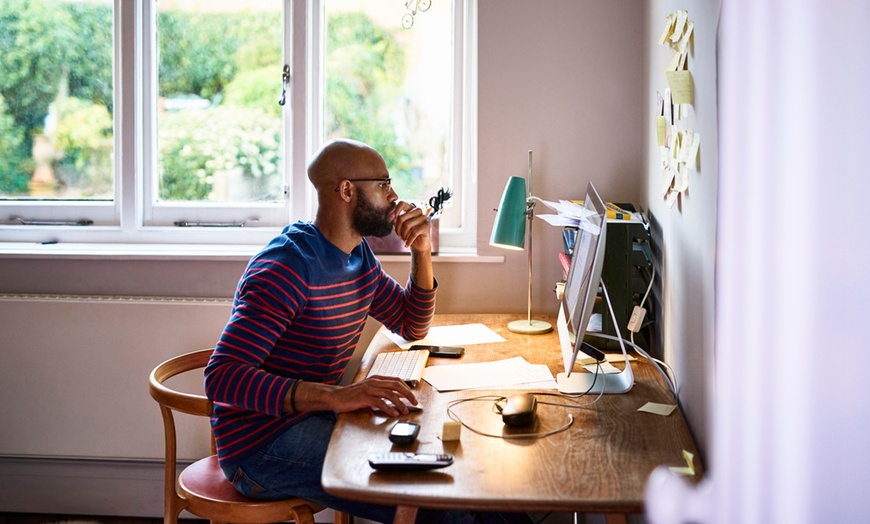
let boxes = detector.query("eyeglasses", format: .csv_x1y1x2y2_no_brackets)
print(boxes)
335,178,392,193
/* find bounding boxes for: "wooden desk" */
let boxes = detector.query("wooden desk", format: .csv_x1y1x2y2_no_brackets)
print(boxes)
322,314,701,523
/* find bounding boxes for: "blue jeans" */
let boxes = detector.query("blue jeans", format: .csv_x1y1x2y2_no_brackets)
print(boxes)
220,412,479,524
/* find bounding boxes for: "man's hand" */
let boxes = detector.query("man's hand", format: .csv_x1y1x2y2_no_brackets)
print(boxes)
393,201,431,253
289,376,418,417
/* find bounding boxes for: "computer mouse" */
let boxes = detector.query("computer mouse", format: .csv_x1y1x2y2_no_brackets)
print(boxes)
501,393,537,427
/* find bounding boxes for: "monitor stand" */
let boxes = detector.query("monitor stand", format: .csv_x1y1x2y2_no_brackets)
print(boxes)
556,365,633,394
556,281,634,394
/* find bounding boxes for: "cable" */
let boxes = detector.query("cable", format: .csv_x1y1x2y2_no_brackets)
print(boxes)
588,331,679,398
618,264,680,397
446,395,575,439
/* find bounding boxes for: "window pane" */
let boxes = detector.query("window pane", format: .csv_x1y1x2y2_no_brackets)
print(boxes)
0,0,114,201
155,0,284,204
323,0,454,214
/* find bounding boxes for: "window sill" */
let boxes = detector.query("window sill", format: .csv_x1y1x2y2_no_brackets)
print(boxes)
0,242,505,263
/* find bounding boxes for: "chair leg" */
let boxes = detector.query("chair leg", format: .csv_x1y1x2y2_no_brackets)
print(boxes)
293,503,316,524
335,510,353,524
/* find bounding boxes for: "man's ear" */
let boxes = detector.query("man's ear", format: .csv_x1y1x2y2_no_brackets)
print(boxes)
337,180,354,202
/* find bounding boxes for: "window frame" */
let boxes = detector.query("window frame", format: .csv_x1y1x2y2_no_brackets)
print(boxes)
0,0,477,251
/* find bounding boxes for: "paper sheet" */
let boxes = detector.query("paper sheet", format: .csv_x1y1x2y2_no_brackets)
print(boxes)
422,356,557,392
380,323,506,349
638,402,678,416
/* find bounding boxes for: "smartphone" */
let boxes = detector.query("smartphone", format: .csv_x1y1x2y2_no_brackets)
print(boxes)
389,421,420,445
409,345,465,358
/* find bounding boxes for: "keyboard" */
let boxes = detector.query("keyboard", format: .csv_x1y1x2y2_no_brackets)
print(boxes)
366,350,430,387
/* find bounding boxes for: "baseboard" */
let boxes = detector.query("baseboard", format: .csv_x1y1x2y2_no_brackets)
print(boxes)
0,456,166,517
0,456,353,523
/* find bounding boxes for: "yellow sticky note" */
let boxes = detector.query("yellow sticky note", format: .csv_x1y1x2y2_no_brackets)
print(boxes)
666,70,693,105
656,116,666,146
669,449,696,476
660,167,675,196
687,132,701,170
671,10,688,43
658,13,676,45
638,402,677,416
665,51,682,72
675,20,694,55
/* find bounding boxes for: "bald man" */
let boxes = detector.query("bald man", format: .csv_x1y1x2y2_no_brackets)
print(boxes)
204,139,474,523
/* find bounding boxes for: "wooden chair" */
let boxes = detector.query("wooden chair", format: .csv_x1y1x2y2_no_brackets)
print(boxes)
149,348,351,524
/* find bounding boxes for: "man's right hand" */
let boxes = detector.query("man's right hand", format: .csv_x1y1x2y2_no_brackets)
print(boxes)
287,376,418,417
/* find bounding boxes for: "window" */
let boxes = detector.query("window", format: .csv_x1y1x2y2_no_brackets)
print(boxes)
0,0,476,249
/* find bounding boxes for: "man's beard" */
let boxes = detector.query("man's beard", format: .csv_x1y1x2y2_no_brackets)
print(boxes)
352,190,395,238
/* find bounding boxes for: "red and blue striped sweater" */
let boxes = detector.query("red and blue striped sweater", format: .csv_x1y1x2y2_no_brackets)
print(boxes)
204,222,436,469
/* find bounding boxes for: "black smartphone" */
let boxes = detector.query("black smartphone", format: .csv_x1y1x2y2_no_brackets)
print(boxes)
409,345,465,358
389,421,420,445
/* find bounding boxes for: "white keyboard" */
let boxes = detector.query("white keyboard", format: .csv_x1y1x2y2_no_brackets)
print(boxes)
366,350,430,387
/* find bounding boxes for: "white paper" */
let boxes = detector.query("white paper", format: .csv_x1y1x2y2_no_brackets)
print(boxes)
422,356,557,392
534,199,600,234
380,323,506,349
536,214,583,227
582,361,622,374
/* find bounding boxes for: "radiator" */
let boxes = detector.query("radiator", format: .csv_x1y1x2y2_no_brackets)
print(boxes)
0,293,233,461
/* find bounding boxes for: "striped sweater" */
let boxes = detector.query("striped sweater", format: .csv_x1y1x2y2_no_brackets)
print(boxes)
204,222,436,469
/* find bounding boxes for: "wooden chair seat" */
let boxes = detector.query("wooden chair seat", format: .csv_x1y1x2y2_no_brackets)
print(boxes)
179,456,323,523
149,348,350,524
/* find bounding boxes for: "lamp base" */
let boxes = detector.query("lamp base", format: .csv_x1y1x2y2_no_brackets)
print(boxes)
507,319,553,335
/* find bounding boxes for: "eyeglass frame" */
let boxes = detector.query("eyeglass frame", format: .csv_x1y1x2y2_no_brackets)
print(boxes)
334,177,392,193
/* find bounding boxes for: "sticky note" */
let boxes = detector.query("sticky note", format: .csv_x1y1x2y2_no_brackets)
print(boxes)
661,167,675,196
678,129,694,163
656,116,666,146
638,402,678,416
658,13,676,45
687,132,701,170
666,188,678,208
671,10,688,43
666,70,693,105
673,168,683,194
675,20,694,55
665,51,682,72
669,450,696,476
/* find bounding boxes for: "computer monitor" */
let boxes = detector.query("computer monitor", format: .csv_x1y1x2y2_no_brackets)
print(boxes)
556,182,633,394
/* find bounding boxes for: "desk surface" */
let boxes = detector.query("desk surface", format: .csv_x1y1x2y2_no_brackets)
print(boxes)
322,314,701,519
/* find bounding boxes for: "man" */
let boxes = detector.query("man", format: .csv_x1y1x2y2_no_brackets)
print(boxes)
204,139,471,523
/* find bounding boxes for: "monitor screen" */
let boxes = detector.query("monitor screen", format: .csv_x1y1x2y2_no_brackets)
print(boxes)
559,182,607,377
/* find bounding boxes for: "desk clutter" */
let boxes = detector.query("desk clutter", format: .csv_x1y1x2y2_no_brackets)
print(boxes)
560,204,654,352
322,314,702,520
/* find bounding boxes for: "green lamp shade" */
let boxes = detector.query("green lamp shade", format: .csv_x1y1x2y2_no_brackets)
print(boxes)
489,176,527,250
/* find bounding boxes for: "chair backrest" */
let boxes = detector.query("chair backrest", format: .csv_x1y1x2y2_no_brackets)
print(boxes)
148,347,216,517
149,348,213,418
149,348,347,524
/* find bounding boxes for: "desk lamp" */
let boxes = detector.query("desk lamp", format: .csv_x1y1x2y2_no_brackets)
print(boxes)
489,151,553,335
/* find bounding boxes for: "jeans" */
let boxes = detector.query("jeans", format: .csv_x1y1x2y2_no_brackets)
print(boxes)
220,411,479,524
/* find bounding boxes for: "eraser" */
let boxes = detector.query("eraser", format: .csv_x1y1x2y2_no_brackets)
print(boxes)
441,421,461,441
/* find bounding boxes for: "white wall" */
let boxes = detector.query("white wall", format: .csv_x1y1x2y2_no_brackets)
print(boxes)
646,1,870,523
641,0,720,466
